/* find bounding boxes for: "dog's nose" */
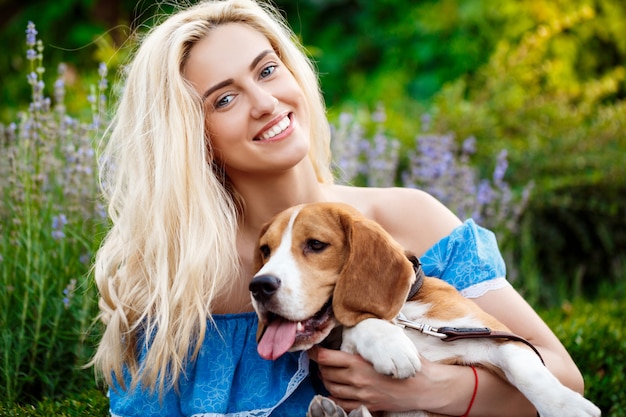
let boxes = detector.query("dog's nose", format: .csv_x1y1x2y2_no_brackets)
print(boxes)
249,274,281,302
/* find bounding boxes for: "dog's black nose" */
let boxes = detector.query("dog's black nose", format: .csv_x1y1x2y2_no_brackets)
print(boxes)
249,274,281,302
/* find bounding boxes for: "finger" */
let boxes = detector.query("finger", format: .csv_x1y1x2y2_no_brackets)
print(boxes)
329,397,366,413
323,385,374,413
309,346,350,367
312,347,367,368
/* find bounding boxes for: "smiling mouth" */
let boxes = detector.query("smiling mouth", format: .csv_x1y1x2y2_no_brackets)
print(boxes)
254,113,292,141
256,299,334,360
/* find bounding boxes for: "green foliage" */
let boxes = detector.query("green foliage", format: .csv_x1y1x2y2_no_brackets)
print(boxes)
0,25,108,403
277,0,532,106
0,388,108,417
432,3,625,184
515,182,626,306
541,298,626,417
0,0,148,121
427,1,626,302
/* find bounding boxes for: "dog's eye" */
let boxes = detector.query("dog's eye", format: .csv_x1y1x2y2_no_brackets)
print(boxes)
259,244,271,259
305,239,328,253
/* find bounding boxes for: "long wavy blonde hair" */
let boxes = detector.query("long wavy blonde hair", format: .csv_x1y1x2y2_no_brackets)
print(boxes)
93,0,332,394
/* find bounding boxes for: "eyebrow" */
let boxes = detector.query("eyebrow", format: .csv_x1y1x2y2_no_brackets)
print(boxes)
201,49,275,102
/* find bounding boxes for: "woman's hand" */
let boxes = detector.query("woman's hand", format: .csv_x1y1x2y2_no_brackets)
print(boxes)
308,343,541,417
307,346,471,414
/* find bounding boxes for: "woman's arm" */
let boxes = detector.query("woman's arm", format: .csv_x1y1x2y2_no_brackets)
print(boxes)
308,285,583,416
472,284,586,395
309,335,539,417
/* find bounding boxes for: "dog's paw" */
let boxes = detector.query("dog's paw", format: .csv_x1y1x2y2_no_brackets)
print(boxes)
533,387,601,417
307,395,348,417
342,318,421,379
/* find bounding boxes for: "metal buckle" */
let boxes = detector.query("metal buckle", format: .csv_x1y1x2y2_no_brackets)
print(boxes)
396,313,447,339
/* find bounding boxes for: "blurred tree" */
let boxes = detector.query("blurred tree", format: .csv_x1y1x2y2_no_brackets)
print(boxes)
3,0,625,111
0,0,173,118
429,1,626,297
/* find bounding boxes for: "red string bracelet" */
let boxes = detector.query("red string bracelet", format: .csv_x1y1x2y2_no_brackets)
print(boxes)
461,365,479,417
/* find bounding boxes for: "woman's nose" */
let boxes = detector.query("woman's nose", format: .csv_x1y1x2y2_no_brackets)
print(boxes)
249,85,278,119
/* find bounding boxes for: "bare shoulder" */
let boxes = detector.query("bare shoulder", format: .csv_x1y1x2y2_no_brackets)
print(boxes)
327,185,462,255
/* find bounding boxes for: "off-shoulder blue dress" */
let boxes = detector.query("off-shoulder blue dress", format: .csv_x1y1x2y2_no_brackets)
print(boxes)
109,219,509,417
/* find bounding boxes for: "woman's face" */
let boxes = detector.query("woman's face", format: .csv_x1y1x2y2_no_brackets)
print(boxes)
185,23,310,177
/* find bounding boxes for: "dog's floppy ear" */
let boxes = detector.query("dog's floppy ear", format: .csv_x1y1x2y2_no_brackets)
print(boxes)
333,212,415,327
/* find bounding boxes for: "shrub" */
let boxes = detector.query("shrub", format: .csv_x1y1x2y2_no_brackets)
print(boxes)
541,298,626,416
429,6,626,303
0,22,108,403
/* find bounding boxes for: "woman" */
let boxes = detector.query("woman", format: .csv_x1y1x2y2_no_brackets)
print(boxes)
92,0,585,416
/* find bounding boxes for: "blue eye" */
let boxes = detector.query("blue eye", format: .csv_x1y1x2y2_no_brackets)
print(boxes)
260,65,276,79
215,94,234,109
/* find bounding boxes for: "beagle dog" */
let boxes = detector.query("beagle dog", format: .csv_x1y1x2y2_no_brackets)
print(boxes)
249,202,600,417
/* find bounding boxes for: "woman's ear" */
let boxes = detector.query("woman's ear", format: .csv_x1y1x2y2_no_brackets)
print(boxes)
332,213,415,327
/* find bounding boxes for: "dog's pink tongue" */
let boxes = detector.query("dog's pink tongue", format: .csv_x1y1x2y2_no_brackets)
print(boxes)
258,318,297,360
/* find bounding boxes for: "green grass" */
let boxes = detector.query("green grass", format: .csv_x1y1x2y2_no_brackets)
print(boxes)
0,388,109,417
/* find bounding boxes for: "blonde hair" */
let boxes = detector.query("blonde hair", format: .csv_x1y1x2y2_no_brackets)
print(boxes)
93,0,332,394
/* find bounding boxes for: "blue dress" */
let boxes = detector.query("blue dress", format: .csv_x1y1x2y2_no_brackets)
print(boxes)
109,219,508,417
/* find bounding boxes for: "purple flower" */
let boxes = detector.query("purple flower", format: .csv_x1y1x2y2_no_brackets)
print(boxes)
462,136,477,155
477,180,494,206
26,72,37,85
98,62,107,78
493,150,508,185
26,22,37,47
62,279,77,309
51,214,68,240
51,230,65,240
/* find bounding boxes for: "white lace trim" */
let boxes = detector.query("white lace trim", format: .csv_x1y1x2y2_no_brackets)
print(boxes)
459,277,510,299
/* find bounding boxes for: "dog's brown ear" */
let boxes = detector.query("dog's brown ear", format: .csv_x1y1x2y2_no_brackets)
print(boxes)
333,213,415,327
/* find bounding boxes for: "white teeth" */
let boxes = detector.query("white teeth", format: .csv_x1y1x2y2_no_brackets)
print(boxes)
259,116,290,140
296,321,304,332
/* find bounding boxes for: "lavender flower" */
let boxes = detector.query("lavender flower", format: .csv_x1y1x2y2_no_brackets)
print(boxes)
26,48,37,61
25,21,37,47
0,21,113,402
51,214,68,240
62,278,77,309
98,62,108,90
330,112,367,183
493,149,509,185
26,71,38,85
462,136,477,156
79,253,90,265
331,107,532,239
